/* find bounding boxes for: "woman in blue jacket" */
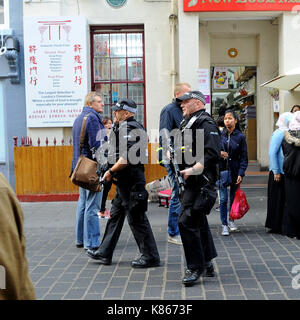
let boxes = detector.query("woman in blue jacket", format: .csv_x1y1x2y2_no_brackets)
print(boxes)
265,112,292,234
219,109,248,236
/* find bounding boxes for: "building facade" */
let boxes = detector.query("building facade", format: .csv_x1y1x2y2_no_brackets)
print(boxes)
18,0,300,184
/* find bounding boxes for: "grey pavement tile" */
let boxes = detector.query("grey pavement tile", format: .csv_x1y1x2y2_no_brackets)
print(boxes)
78,269,97,277
103,287,124,299
269,268,290,277
244,289,265,300
44,294,64,300
144,286,163,298
64,288,87,299
283,288,300,299
235,269,253,279
31,265,51,273
233,261,250,269
50,282,73,293
166,264,181,271
166,271,181,281
125,281,145,293
35,277,58,288
267,293,287,300
110,277,128,287
147,276,164,286
250,264,269,273
94,272,114,282
239,279,260,290
129,273,146,282
259,281,282,294
87,282,106,294
114,268,131,277
123,292,142,300
84,293,103,300
58,272,78,282
222,284,244,296
265,260,284,268
279,256,298,264
165,281,181,291
204,291,224,300
217,266,235,275
218,275,239,285
29,272,45,282
72,277,93,288
276,276,294,288
163,291,183,299
35,287,50,299
254,272,275,282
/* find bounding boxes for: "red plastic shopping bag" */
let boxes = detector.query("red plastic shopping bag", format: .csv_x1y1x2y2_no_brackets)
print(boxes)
229,184,250,220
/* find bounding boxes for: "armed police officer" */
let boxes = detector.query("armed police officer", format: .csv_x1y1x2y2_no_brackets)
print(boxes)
87,98,160,268
175,91,221,286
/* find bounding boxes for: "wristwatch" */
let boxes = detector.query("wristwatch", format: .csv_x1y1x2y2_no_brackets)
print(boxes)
109,169,115,176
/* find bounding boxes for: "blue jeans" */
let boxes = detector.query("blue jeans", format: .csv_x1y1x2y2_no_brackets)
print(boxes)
219,184,238,226
165,164,181,237
75,187,103,249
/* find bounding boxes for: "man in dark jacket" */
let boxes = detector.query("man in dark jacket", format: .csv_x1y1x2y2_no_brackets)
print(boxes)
71,91,106,250
159,82,191,245
87,98,160,268
175,91,221,286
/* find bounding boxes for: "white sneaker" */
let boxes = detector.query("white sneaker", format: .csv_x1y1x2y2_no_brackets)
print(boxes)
228,219,238,231
168,235,182,245
222,225,229,236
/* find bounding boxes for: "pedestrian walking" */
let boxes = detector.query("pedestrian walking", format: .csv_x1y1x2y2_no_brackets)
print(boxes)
281,111,300,239
219,109,248,236
0,173,36,300
159,82,191,245
265,112,292,234
98,117,113,219
70,91,106,250
175,91,221,286
87,98,160,267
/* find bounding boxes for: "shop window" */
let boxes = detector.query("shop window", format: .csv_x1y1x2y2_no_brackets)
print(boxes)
211,66,257,160
91,27,145,126
0,0,9,29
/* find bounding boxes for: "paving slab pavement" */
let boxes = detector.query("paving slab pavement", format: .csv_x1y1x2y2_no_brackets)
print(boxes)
21,191,300,300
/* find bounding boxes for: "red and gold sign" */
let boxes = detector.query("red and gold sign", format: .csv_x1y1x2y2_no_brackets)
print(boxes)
184,0,300,12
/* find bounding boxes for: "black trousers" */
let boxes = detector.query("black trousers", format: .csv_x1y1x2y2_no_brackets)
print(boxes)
178,185,217,270
97,185,160,262
265,171,285,233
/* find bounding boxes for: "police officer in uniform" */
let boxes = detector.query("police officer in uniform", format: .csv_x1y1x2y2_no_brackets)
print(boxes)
87,98,160,268
175,91,221,286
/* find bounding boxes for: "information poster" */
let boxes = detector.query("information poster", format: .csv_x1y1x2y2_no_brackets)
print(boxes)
213,67,228,90
197,68,211,114
24,16,88,127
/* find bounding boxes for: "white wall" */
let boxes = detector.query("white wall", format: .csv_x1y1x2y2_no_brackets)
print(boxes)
24,0,173,141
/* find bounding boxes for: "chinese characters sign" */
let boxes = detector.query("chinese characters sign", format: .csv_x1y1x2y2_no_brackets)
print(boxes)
184,0,300,12
24,17,88,127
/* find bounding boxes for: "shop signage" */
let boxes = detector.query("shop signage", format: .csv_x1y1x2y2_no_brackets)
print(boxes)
24,16,88,128
184,0,300,12
106,0,127,8
197,68,211,113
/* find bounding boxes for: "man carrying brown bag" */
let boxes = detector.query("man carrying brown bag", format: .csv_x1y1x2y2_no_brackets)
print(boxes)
70,91,106,250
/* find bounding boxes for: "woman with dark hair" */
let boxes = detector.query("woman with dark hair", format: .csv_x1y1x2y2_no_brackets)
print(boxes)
219,109,248,236
290,105,300,113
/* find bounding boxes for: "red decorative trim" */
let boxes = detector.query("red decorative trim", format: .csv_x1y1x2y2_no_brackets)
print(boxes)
17,193,79,202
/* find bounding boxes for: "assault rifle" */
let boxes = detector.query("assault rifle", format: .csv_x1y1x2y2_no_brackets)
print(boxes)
168,143,185,198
